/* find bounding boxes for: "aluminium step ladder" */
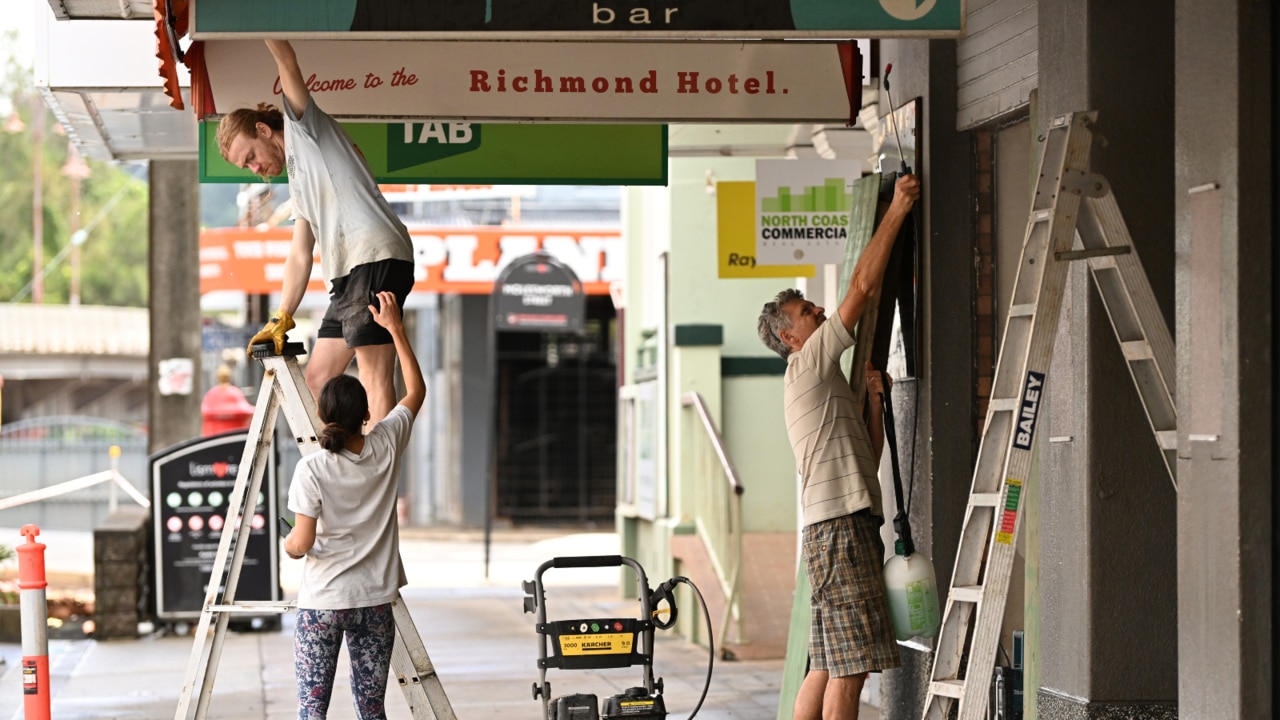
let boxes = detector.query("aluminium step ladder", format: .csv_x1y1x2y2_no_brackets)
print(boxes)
175,343,456,720
921,111,1176,720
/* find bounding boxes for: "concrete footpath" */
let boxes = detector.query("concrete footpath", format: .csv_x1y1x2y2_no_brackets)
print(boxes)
0,528,791,720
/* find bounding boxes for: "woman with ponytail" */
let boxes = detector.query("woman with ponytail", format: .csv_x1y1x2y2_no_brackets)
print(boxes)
282,290,424,720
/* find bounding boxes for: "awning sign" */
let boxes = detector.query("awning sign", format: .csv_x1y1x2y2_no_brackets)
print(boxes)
199,227,621,296
199,121,667,186
755,158,862,265
201,40,861,124
192,0,963,38
493,253,585,332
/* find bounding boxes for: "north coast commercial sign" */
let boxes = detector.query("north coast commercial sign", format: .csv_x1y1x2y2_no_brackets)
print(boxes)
755,158,862,265
200,40,865,123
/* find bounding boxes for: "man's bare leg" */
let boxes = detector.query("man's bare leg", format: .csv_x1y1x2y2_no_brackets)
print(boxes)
795,670,828,720
305,337,356,404
823,673,867,720
353,343,398,424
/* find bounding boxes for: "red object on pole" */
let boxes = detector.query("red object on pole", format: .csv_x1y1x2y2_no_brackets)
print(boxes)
17,524,50,720
201,371,256,436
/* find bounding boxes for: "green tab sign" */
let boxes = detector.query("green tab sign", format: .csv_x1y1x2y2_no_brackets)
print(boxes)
200,122,667,185
389,122,483,170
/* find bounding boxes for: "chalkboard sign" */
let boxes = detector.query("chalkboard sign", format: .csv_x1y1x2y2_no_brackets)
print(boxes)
150,431,280,621
493,252,585,332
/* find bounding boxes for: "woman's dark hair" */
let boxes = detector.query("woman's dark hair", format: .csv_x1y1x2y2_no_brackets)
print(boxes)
317,374,368,452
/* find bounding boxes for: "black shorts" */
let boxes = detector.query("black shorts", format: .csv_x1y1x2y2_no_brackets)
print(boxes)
318,259,414,348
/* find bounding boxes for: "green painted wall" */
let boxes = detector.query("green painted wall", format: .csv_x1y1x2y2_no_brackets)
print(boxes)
724,376,797,532
617,125,804,581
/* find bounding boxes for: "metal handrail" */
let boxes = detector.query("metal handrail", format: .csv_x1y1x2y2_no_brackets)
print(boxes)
681,391,745,650
681,393,744,496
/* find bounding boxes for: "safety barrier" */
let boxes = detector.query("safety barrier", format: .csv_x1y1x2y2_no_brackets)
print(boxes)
17,524,50,720
0,445,150,515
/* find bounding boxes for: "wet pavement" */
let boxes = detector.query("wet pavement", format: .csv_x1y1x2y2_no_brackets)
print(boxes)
0,528,790,720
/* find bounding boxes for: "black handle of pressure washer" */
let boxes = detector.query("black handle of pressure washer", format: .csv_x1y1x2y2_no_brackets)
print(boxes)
879,386,915,557
550,555,624,569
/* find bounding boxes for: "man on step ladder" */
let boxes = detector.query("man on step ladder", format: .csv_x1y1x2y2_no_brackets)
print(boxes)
757,173,920,720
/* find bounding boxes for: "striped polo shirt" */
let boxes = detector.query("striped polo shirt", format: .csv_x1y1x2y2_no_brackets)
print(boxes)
784,316,884,527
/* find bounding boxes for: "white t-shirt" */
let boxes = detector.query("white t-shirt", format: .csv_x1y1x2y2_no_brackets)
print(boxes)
783,317,884,527
288,404,413,610
282,97,413,285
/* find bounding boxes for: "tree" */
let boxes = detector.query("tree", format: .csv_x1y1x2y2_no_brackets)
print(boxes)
0,32,149,307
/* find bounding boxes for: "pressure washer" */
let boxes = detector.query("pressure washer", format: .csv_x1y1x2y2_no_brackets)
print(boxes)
523,555,714,720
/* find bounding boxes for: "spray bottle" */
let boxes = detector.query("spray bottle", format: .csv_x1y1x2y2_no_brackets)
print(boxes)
878,378,941,640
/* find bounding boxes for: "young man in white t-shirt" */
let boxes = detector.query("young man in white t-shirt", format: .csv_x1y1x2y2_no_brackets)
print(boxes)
218,39,414,426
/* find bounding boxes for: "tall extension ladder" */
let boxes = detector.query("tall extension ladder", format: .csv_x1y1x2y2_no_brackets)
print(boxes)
175,344,456,720
921,111,1177,720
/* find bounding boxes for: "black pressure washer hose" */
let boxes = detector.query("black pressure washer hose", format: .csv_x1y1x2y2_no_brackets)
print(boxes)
649,576,714,719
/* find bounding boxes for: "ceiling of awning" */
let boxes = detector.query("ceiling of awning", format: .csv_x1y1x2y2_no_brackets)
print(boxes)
44,0,153,20
37,3,196,161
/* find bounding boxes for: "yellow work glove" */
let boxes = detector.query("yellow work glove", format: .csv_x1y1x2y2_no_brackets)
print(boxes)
246,309,296,357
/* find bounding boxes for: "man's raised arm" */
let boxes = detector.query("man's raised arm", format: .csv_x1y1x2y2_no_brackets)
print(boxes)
835,174,921,333
265,39,310,118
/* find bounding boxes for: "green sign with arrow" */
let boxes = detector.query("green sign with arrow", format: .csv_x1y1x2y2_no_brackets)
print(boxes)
199,121,667,185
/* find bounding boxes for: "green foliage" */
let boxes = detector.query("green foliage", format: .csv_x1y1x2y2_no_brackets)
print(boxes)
0,42,150,307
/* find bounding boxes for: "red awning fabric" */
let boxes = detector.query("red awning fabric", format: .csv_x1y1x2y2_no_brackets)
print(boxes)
154,0,192,111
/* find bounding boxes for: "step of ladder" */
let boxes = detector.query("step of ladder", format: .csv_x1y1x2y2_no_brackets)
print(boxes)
1074,192,1178,486
175,351,456,720
922,111,1178,720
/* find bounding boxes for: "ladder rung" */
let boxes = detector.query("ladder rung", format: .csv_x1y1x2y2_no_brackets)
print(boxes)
1031,209,1053,222
1055,246,1130,262
970,493,1002,508
1007,303,1036,318
1121,340,1153,361
950,585,984,604
989,398,1019,412
1156,430,1177,450
207,602,296,614
930,679,966,699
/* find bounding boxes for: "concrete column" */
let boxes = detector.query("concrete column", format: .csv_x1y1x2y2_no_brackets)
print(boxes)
459,293,494,528
1036,1,1178,716
1174,2,1274,718
877,37,975,720
147,159,202,453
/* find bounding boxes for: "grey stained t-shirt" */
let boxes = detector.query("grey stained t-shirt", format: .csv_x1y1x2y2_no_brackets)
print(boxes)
288,404,413,610
282,96,413,285
783,317,884,527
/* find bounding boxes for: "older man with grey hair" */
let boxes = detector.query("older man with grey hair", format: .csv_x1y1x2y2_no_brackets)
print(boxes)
758,173,919,720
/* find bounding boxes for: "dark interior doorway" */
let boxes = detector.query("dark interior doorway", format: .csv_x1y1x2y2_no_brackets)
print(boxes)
493,295,617,525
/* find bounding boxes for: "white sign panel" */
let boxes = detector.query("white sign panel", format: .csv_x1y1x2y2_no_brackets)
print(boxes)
755,158,861,265
203,40,860,123
157,358,195,396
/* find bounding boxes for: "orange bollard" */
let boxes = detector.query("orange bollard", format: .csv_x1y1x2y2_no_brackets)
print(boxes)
17,525,50,720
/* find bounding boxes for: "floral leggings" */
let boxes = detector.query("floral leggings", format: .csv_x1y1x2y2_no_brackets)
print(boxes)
295,603,396,720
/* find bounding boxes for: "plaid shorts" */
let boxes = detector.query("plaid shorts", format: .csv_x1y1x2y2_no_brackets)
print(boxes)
803,510,901,677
